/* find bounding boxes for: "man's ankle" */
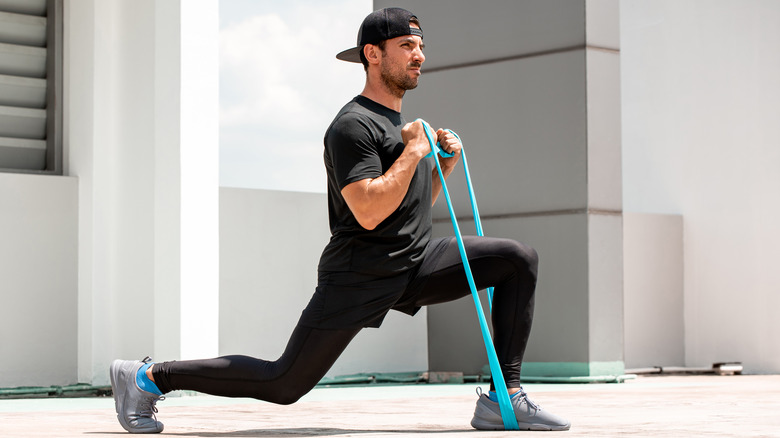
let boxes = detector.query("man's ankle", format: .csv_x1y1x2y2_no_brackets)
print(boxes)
136,362,163,395
487,389,521,403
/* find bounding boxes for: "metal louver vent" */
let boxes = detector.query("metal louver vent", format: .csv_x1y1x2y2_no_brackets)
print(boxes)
0,0,59,173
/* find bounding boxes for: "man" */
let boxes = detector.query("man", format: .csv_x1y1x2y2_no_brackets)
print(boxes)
110,7,569,433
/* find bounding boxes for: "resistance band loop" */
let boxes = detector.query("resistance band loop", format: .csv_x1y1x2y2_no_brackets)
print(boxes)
417,119,518,430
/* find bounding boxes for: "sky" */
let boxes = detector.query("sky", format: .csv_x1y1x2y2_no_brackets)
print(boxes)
219,0,371,193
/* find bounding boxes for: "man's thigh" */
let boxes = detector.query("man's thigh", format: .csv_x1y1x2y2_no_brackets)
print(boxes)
396,235,520,309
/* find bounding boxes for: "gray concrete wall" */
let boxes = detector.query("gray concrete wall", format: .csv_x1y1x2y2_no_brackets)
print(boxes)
0,173,78,387
383,0,624,377
427,214,590,376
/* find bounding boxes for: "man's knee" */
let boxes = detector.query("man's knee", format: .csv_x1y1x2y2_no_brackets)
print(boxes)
263,386,308,405
501,239,539,277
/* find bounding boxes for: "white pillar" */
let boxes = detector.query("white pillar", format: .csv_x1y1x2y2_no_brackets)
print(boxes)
177,0,220,360
68,0,219,385
69,0,129,386
151,0,221,363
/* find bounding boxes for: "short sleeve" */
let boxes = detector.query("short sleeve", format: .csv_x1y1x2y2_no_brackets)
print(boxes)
325,112,383,190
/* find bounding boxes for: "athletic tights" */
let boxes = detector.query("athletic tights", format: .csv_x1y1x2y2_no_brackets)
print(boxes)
152,236,538,404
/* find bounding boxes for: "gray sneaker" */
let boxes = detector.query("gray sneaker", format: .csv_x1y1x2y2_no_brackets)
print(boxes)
470,387,570,431
110,357,165,434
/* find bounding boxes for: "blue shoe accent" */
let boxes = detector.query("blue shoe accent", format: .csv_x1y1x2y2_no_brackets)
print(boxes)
136,362,163,395
488,390,522,403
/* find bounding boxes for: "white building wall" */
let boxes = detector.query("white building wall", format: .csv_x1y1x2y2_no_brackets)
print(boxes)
0,173,78,387
623,213,684,369
621,0,780,373
219,188,429,376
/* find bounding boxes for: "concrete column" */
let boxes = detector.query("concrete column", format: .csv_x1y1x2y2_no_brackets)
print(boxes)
153,0,220,362
381,0,624,377
68,0,219,385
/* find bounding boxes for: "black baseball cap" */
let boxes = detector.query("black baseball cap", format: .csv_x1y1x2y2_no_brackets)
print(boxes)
336,7,423,63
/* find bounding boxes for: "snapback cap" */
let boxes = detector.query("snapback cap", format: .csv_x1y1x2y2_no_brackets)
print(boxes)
336,7,423,63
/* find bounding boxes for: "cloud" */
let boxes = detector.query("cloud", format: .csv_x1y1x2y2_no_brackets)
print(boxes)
220,13,319,129
219,1,371,192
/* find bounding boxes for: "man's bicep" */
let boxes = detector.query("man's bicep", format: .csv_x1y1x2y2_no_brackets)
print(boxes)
340,178,372,211
341,178,382,230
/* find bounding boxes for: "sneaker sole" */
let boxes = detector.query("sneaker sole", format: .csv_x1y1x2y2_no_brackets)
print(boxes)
471,417,571,431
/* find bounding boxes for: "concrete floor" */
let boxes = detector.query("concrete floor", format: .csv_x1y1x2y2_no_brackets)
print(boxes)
1,374,779,437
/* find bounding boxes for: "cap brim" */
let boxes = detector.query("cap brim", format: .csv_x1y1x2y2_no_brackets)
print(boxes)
336,46,363,63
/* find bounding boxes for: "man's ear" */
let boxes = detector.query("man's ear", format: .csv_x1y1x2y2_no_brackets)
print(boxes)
363,44,380,65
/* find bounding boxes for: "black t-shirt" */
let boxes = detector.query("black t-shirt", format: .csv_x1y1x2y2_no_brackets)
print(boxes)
318,95,433,275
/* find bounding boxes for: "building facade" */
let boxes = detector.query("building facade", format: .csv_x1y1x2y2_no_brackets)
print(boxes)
1,0,778,389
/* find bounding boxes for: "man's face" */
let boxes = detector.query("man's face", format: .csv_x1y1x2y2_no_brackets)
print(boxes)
377,24,425,97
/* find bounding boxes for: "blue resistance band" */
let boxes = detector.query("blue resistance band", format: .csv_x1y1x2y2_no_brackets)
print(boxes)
421,125,495,309
417,119,519,430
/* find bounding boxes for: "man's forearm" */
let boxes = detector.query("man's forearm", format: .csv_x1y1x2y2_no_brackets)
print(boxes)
342,147,424,230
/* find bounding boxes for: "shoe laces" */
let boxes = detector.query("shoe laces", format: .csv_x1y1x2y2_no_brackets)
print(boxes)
137,393,165,419
137,356,164,419
476,386,541,411
515,388,541,411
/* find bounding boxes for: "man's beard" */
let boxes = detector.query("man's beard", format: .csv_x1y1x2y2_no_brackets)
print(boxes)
380,61,421,98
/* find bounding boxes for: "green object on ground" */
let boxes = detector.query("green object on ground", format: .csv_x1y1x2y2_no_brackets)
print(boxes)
0,384,112,399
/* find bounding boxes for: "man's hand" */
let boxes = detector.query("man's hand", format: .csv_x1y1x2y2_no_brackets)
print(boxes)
435,128,462,171
430,128,462,206
401,120,435,159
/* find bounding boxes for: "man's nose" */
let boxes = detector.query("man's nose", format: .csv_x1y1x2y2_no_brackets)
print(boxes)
413,46,425,63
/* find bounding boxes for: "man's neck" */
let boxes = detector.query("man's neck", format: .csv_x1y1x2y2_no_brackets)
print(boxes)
360,80,403,113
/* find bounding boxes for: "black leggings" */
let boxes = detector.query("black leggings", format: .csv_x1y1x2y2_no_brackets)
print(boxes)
153,236,538,404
